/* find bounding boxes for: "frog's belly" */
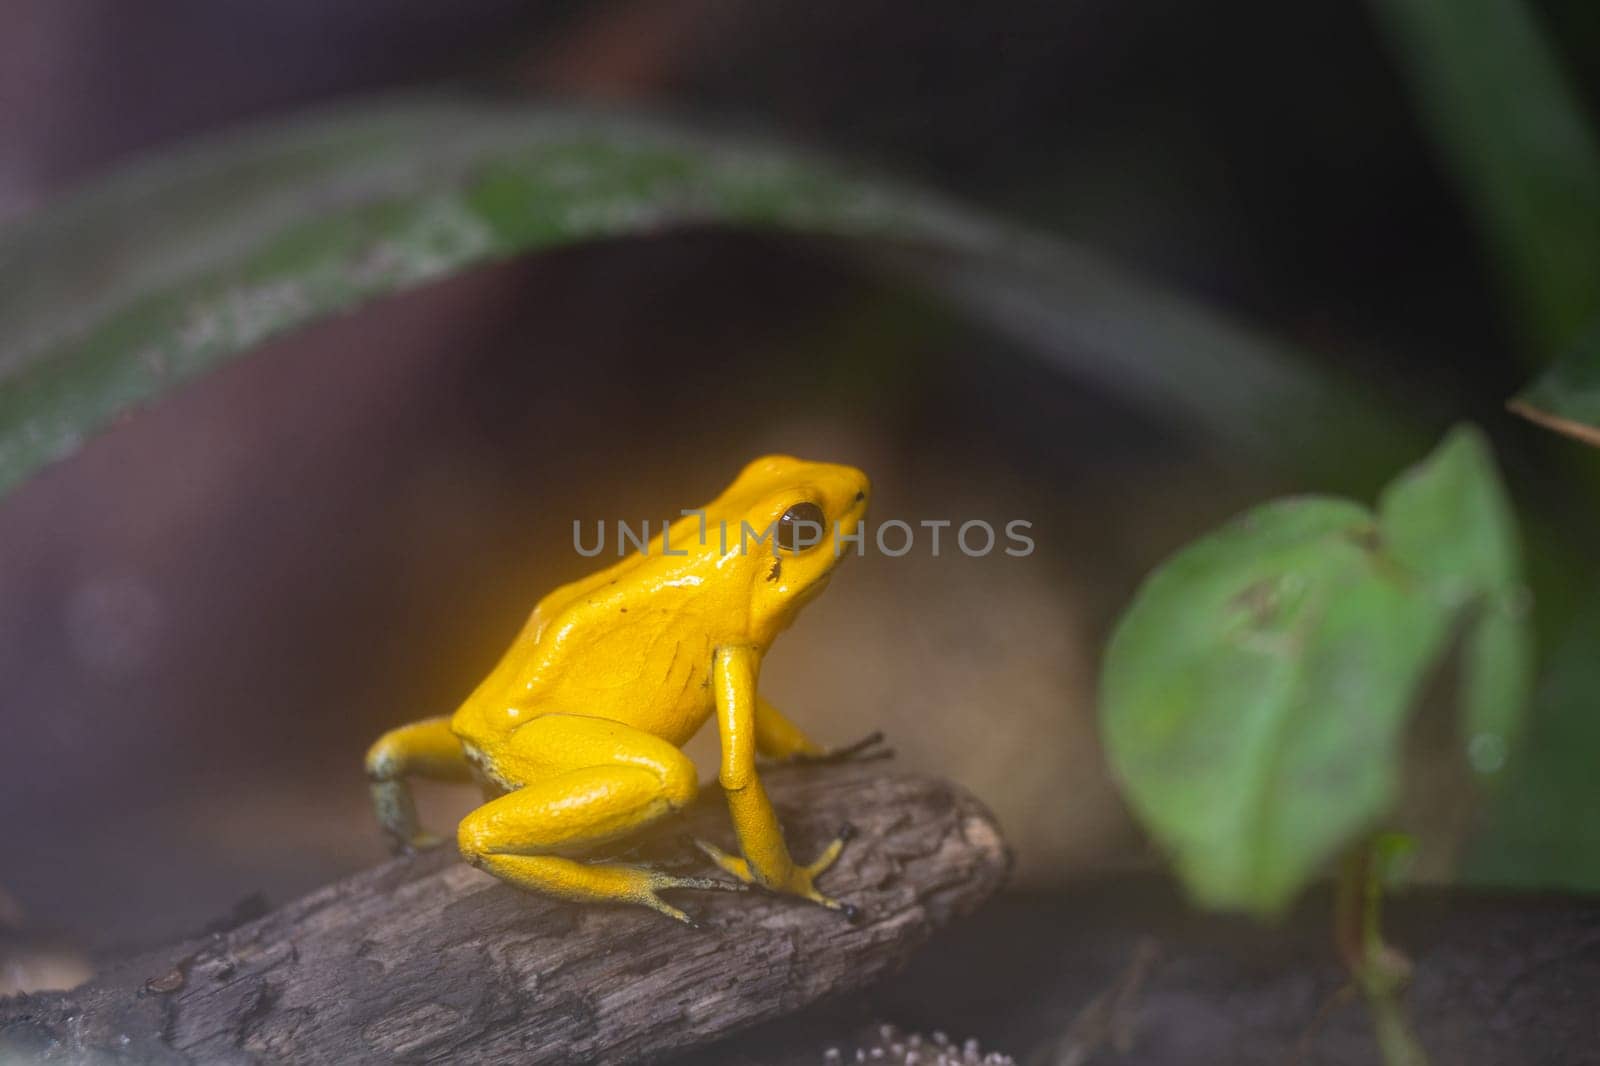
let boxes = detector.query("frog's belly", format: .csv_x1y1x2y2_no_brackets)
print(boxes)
460,741,517,792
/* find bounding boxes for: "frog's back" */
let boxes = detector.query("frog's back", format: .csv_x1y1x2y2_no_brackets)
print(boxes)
451,552,720,749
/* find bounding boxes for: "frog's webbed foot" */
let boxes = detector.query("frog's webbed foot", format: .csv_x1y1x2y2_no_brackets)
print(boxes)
692,823,864,923
640,870,750,927
783,731,893,767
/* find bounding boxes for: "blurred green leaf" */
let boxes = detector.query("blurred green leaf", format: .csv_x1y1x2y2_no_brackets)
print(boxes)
1102,497,1451,915
1102,426,1529,915
0,94,1418,499
1370,0,1600,360
1511,324,1600,447
1466,597,1600,891
1378,424,1533,774
1459,610,1534,771
1378,426,1520,593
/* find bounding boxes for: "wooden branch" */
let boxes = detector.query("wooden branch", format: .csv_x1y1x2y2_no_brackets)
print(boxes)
0,764,1009,1065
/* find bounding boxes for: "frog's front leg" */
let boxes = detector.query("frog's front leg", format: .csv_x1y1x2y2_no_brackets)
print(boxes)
755,697,891,766
696,645,861,920
365,716,475,852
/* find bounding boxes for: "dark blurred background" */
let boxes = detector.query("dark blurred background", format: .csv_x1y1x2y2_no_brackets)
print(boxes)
2,0,1598,976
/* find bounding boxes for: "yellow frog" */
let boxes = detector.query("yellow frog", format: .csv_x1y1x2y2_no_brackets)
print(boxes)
364,455,880,924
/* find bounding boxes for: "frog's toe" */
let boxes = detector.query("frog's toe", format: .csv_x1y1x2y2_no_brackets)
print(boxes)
791,731,894,766
797,882,865,922
638,872,749,925
653,873,750,894
642,895,697,926
790,825,864,917
801,823,857,878
691,837,757,885
390,831,445,856
819,895,866,922
836,730,890,761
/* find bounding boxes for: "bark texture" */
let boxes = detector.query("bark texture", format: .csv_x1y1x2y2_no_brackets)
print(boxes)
0,764,1009,1065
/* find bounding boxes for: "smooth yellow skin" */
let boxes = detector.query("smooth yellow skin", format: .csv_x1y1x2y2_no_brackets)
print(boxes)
365,455,872,924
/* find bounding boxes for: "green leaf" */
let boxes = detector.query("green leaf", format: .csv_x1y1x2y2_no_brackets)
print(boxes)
1370,0,1600,360
1511,322,1600,447
1460,608,1533,773
1465,597,1600,891
1377,424,1533,774
0,94,1418,499
1377,425,1520,593
1102,427,1533,916
1376,0,1600,444
1101,498,1452,916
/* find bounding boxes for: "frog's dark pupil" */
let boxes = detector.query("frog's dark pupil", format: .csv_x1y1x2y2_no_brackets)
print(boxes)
777,502,826,553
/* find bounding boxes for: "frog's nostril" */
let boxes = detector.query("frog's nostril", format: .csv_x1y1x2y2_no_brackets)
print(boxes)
853,490,865,503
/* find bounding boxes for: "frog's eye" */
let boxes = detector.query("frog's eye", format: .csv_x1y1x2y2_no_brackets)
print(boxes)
776,502,826,553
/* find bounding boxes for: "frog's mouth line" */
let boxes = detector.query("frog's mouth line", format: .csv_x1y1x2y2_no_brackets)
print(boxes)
797,533,854,595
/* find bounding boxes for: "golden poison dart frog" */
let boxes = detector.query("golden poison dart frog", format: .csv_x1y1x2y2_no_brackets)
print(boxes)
365,456,882,924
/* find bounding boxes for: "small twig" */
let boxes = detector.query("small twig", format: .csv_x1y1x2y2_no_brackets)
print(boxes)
1052,936,1161,1066
1333,837,1429,1066
1292,981,1357,1066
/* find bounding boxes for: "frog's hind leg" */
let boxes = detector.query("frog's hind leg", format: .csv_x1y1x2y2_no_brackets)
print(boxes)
366,716,475,852
456,714,743,925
